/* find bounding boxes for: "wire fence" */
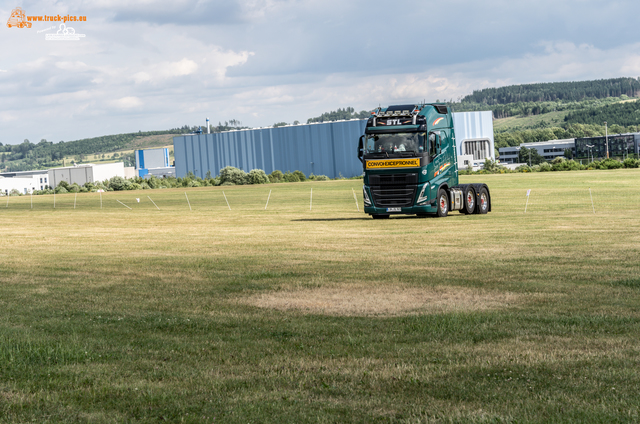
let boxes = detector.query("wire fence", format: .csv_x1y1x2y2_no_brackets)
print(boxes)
491,188,640,214
1,186,638,215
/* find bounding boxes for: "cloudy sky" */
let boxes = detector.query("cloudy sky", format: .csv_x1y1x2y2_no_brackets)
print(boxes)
1,0,640,144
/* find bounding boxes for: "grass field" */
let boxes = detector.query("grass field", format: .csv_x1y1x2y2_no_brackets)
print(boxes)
493,110,570,131
1,170,640,423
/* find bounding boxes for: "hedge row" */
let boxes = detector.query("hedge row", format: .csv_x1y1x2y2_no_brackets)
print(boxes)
460,157,640,175
12,167,332,196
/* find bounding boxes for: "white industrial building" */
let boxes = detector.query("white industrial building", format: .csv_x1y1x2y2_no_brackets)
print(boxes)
452,111,495,170
48,162,125,188
0,170,49,195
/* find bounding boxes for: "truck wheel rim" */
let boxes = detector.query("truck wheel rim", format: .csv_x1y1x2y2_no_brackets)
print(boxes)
480,194,487,210
440,196,447,212
467,193,474,208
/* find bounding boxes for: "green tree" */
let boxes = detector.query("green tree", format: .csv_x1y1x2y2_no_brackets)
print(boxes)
518,147,546,165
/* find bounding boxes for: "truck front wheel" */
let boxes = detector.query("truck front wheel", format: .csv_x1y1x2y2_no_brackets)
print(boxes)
437,189,448,218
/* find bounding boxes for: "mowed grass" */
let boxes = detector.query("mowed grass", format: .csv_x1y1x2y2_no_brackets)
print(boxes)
1,170,640,423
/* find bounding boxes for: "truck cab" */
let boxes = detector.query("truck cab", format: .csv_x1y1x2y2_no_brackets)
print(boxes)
358,104,491,218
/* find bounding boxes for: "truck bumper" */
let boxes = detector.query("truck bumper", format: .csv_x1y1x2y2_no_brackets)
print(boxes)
363,183,437,216
364,204,437,215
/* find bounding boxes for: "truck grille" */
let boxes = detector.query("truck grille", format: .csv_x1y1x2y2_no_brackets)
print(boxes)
369,173,418,207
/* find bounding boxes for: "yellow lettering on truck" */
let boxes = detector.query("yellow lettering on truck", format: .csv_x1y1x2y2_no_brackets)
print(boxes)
365,158,420,169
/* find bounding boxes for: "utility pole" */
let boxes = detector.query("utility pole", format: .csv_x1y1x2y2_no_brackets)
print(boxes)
604,121,609,159
529,148,531,167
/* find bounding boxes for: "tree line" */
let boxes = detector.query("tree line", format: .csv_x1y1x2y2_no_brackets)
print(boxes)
460,77,640,105
450,95,634,119
306,107,371,123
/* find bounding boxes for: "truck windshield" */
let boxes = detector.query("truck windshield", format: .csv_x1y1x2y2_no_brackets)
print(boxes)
365,133,425,155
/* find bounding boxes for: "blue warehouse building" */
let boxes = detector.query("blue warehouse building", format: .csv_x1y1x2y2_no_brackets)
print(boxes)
173,120,367,179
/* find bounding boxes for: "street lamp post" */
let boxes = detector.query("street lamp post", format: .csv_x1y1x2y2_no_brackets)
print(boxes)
586,144,594,163
604,121,609,159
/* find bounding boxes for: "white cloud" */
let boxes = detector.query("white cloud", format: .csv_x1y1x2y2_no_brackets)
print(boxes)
111,97,143,109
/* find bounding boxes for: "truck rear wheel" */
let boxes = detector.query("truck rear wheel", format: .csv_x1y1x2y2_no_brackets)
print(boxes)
478,187,489,214
463,186,475,214
372,214,389,219
437,189,448,217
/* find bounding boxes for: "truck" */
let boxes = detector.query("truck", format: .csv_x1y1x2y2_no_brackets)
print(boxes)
357,103,491,218
6,8,32,28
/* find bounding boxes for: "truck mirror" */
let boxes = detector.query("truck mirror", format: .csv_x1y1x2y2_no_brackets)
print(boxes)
358,135,364,163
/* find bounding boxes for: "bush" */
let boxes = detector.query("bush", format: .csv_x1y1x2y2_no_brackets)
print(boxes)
109,176,126,191
55,186,67,194
539,162,551,172
147,176,161,189
68,183,80,193
247,169,269,184
219,166,248,185
129,182,142,190
283,172,300,182
292,170,306,182
269,170,283,183
516,165,531,173
309,174,329,181
623,158,639,168
599,158,623,170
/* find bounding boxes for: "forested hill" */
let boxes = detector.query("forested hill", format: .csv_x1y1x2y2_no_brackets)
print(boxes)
461,77,640,105
307,107,370,123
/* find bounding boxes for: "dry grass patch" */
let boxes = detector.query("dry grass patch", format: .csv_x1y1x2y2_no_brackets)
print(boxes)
243,284,523,317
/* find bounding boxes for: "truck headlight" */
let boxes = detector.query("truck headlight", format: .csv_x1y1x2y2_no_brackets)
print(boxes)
363,186,372,206
417,183,429,205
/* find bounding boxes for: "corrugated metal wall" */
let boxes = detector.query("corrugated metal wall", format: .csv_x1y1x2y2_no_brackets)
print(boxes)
173,120,367,179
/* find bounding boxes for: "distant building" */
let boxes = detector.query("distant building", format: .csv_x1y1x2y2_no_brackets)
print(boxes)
452,111,495,162
0,170,49,195
575,133,640,160
499,139,576,164
135,148,173,178
500,133,640,164
48,163,125,188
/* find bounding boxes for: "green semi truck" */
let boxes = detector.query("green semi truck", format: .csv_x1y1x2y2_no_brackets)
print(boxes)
357,103,491,218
